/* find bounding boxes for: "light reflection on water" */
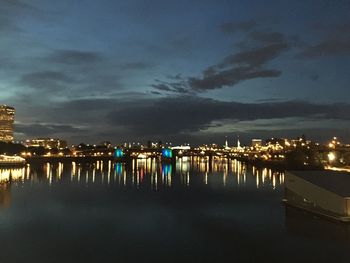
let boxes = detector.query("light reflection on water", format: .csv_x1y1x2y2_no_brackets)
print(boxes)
0,157,284,191
0,158,350,262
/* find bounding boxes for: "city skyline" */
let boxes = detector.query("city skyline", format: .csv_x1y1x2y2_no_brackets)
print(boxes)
1,103,347,147
1,0,350,144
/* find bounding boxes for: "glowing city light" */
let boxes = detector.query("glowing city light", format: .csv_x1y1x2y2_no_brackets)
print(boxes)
328,152,336,162
162,148,173,158
114,149,124,158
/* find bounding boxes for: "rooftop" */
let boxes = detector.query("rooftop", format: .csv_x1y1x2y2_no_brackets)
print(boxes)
289,170,350,198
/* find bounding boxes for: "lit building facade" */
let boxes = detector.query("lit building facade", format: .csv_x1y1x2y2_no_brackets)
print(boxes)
0,105,15,142
25,138,67,149
251,139,263,148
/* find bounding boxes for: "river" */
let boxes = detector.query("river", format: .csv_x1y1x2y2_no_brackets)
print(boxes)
0,157,348,262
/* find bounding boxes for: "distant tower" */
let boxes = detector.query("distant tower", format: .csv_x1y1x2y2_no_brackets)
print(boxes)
225,136,228,148
237,135,241,148
0,105,15,142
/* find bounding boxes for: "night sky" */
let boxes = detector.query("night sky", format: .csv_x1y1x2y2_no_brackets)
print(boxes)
2,0,350,145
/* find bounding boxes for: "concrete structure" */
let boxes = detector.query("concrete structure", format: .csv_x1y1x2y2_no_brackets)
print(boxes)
0,105,15,142
284,170,350,222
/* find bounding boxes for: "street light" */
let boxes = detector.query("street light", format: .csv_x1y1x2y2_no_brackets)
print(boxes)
328,152,336,162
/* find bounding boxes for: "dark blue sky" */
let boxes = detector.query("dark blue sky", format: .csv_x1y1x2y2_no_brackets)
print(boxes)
1,0,350,145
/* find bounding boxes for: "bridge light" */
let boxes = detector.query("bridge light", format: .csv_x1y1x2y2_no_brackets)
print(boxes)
162,148,173,158
115,149,124,158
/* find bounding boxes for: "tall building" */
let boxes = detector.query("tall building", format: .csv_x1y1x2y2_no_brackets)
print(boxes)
0,105,15,142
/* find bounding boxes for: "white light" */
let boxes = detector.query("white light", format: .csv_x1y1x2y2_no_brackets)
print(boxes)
328,152,336,162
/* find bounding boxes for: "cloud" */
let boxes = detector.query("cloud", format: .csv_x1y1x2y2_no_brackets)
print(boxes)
13,95,350,143
152,30,290,93
249,31,286,44
298,21,350,58
106,96,350,138
46,50,103,65
55,98,117,111
0,0,43,34
152,79,190,94
219,43,289,68
20,71,73,90
189,67,282,91
151,83,173,92
220,21,257,33
16,123,85,137
187,41,288,91
16,49,121,97
298,39,350,58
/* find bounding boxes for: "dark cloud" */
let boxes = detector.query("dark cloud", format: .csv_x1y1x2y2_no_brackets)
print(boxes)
312,21,350,35
249,31,286,44
187,40,289,91
166,74,183,80
152,78,191,94
46,50,103,65
0,0,43,33
2,0,35,11
20,71,73,90
189,67,282,91
17,50,121,96
299,21,350,58
14,95,350,143
16,123,84,137
106,96,350,137
298,39,350,58
151,83,172,92
152,30,290,93
254,98,285,103
0,1,26,33
55,98,117,111
219,42,289,68
220,21,256,33
2,1,349,146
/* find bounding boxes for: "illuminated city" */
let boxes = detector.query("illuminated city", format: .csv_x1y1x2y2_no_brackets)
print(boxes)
1,1,350,262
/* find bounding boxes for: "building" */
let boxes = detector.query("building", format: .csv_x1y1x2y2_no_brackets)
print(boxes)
251,139,262,148
284,170,350,222
0,105,15,142
25,138,67,149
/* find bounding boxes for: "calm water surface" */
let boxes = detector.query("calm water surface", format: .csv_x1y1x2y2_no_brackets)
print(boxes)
0,157,349,263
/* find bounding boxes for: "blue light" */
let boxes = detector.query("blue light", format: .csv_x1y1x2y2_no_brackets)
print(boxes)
162,164,172,176
115,162,123,176
115,149,124,158
162,148,172,158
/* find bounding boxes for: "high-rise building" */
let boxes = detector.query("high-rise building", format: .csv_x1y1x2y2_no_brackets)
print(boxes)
0,105,15,142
